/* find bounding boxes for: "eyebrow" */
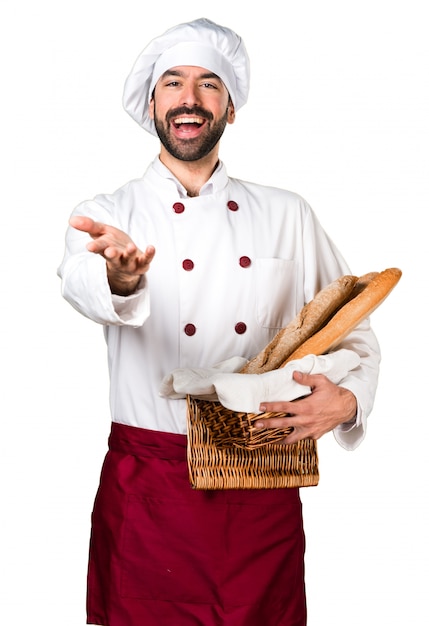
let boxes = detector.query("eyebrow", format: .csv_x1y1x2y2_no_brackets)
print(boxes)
160,69,221,81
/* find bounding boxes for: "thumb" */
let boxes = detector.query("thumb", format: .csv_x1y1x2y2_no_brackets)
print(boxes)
69,215,102,236
292,370,315,388
293,370,304,383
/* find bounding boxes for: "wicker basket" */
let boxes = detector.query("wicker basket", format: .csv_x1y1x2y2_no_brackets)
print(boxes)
187,396,319,490
188,397,295,449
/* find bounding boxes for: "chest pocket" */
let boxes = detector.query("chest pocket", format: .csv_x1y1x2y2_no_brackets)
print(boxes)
254,258,297,329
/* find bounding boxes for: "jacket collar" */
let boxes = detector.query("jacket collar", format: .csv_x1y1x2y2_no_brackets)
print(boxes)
146,156,229,197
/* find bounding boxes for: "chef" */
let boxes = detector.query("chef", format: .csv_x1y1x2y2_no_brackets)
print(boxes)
58,17,380,626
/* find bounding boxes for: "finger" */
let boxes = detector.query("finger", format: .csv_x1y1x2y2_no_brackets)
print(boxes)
144,245,156,261
86,239,115,255
134,245,156,270
124,242,138,256
282,430,310,446
254,414,294,430
293,370,325,389
69,216,107,238
259,400,295,413
103,246,122,261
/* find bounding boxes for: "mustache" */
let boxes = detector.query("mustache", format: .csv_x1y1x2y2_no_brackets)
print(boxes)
166,106,214,123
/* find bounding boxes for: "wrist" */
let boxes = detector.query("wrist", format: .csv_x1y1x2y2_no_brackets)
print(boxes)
340,387,357,423
108,273,141,296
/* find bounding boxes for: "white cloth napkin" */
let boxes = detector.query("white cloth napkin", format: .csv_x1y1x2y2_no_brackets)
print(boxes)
159,349,360,413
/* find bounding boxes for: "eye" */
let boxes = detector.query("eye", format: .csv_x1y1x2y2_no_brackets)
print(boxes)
201,82,217,89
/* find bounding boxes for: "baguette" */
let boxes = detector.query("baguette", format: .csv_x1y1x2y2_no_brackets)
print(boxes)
240,274,358,374
281,267,402,365
346,271,379,300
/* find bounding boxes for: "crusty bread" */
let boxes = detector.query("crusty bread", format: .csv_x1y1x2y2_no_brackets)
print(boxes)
240,274,358,374
281,267,402,365
346,271,379,300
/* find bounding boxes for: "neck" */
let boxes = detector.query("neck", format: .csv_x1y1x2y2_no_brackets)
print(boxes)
158,147,220,197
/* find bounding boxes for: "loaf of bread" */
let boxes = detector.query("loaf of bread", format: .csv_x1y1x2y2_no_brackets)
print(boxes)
346,271,379,300
240,274,358,374
281,267,402,365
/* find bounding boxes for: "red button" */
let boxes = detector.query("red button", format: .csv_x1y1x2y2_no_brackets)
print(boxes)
227,200,239,211
184,323,196,336
182,259,194,271
173,202,185,214
235,322,247,334
239,256,251,268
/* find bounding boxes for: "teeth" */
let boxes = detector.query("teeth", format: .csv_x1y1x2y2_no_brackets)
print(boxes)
174,116,204,125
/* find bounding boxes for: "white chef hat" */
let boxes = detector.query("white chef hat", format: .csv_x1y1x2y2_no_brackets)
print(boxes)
123,17,250,136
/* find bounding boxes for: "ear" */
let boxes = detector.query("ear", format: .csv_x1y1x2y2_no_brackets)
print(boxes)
227,100,236,125
149,97,155,120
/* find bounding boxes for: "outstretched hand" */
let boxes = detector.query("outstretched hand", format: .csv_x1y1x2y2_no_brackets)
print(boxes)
70,216,156,295
255,371,357,445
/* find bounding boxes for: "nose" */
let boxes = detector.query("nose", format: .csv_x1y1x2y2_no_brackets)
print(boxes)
180,82,200,107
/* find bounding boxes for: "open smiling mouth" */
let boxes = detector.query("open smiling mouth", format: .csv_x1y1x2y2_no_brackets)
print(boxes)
173,116,205,130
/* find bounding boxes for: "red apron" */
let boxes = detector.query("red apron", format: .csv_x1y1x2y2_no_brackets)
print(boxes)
87,423,307,626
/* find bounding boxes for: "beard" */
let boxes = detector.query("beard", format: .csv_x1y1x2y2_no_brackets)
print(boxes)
153,104,229,162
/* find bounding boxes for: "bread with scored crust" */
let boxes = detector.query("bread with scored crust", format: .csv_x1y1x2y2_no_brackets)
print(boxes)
240,274,358,374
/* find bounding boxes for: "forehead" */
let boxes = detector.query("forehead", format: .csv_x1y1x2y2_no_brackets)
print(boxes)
158,65,224,83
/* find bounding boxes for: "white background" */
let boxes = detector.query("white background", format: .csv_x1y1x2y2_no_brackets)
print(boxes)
1,1,427,624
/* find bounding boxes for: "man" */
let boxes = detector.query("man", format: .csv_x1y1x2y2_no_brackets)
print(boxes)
58,17,380,626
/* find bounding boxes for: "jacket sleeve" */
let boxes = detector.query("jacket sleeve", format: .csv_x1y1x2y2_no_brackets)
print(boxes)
332,319,381,450
57,199,150,327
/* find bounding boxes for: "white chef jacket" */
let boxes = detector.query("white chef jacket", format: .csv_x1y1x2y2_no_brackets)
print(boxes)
58,158,380,450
